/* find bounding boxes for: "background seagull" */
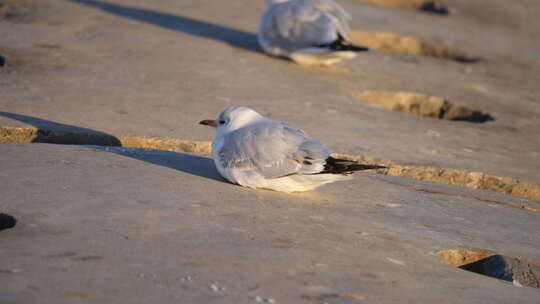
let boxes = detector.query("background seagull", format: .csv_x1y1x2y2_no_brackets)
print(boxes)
200,107,380,192
258,0,368,66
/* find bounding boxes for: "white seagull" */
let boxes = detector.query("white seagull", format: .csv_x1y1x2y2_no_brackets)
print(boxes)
200,107,378,192
258,0,368,66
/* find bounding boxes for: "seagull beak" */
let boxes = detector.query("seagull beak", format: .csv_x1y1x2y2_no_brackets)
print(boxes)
199,119,217,128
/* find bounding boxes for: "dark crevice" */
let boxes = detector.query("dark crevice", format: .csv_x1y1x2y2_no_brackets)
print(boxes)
420,2,449,15
0,112,122,146
438,249,540,289
0,213,17,231
451,111,494,123
359,91,495,123
32,129,121,146
460,255,540,288
454,56,482,64
438,100,451,119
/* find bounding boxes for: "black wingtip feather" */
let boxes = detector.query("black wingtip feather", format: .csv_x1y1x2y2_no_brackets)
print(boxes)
318,34,369,52
320,156,386,175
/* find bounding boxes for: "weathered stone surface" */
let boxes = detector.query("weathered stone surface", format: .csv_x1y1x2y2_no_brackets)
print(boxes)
1,143,540,303
1,0,540,302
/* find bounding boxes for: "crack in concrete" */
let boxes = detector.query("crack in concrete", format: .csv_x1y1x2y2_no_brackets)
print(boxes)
437,248,540,288
357,0,448,14
349,30,478,62
2,126,539,203
357,91,494,122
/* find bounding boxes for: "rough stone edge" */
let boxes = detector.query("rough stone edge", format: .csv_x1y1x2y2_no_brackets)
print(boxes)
355,0,448,14
333,153,540,206
1,126,539,204
348,30,476,62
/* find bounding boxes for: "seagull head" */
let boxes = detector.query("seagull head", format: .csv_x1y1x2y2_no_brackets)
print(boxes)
200,107,265,135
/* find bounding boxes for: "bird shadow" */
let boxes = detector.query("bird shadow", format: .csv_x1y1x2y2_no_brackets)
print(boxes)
68,0,261,53
92,145,224,181
0,112,223,183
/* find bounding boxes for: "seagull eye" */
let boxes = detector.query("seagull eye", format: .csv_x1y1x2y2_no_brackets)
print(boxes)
219,120,226,125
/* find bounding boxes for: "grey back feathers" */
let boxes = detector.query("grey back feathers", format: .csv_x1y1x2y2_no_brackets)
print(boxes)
258,0,352,56
218,122,331,179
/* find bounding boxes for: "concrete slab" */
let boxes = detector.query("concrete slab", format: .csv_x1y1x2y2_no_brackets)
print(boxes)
2,0,540,302
1,143,539,303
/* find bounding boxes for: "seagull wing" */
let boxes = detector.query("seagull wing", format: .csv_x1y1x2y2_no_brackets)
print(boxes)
260,0,352,52
307,0,352,39
217,122,332,179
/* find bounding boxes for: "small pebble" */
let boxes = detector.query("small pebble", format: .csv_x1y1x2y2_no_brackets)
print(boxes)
251,296,276,303
426,129,440,137
376,202,402,208
210,282,225,292
386,257,406,266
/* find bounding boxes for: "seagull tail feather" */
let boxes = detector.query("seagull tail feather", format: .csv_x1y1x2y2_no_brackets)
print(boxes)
320,34,369,52
320,156,386,175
